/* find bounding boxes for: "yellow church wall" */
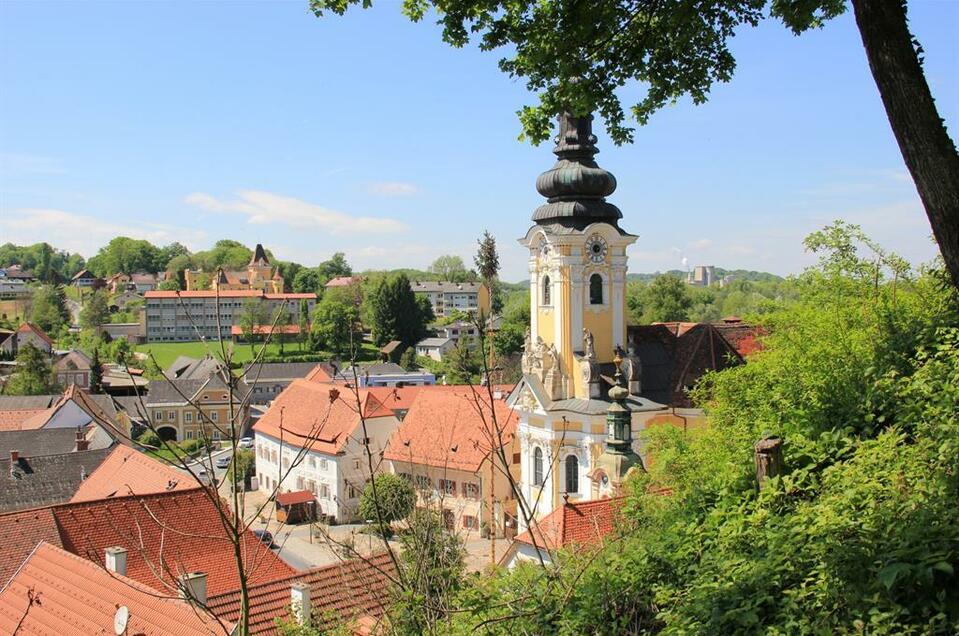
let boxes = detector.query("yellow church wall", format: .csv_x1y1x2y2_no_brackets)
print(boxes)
537,309,554,346
583,308,614,361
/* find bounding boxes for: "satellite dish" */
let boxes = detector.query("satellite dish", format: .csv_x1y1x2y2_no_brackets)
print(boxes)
114,606,129,635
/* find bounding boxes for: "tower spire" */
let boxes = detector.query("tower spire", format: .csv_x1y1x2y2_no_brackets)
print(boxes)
532,112,622,229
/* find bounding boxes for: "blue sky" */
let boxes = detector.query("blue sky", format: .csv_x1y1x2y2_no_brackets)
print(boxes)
1,1,956,282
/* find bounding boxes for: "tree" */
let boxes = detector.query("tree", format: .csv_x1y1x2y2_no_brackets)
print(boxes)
87,236,163,276
311,288,360,355
30,285,70,334
429,255,469,283
475,230,503,315
272,305,292,356
493,322,525,357
297,299,310,352
156,278,180,291
313,0,959,290
292,268,321,294
79,290,110,330
4,343,58,395
368,273,431,346
227,449,256,488
238,298,269,355
358,473,416,529
88,347,103,394
444,337,483,384
316,252,352,283
639,274,692,323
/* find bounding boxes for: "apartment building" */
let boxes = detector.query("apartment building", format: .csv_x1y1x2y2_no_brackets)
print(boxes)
143,290,315,342
411,281,489,317
144,375,251,442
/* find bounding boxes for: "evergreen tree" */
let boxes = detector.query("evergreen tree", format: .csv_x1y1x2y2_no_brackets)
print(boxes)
474,230,502,314
369,273,432,346
80,289,110,331
89,348,103,394
4,343,58,395
30,285,70,334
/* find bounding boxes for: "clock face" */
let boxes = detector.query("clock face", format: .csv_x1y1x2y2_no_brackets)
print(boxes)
539,239,551,257
586,234,608,263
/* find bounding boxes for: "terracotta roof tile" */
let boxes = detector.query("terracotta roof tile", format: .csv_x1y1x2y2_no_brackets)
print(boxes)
383,386,517,473
50,489,296,596
0,542,228,635
16,322,53,347
252,380,401,454
206,552,397,635
514,497,623,551
0,409,47,432
0,508,62,588
70,445,194,502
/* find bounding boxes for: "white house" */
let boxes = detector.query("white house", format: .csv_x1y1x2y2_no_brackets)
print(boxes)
415,337,454,361
252,379,420,523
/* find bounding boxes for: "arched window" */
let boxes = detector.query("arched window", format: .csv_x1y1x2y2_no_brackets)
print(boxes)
542,276,551,305
589,273,604,305
565,454,579,494
533,447,544,486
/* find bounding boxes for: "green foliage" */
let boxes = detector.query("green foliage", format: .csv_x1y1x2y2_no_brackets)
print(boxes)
292,267,322,294
87,236,164,276
627,274,692,323
443,338,483,384
4,343,58,395
312,0,845,146
393,509,466,633
368,273,432,346
89,348,103,394
358,473,416,530
429,254,472,283
311,287,361,355
493,322,525,357
227,448,256,484
0,242,83,283
30,284,70,334
156,278,180,291
475,230,502,313
136,429,161,448
238,298,270,353
316,252,352,282
80,290,110,330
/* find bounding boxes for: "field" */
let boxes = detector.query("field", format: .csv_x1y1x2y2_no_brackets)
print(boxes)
134,340,379,370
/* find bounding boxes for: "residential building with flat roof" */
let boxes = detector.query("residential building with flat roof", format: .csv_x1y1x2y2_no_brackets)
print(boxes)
411,280,489,317
143,289,315,342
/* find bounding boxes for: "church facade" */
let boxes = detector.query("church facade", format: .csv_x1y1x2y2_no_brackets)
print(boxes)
508,113,667,530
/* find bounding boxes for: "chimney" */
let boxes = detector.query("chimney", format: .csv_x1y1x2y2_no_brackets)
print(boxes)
75,426,89,452
179,572,208,605
290,582,311,626
105,546,128,576
9,450,19,463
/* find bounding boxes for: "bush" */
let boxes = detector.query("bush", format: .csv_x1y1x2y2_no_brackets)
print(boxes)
358,473,416,527
136,430,160,448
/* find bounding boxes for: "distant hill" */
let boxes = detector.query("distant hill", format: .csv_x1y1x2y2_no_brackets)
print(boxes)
510,269,783,287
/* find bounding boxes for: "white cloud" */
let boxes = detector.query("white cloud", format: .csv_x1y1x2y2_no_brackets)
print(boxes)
185,190,408,234
0,208,207,256
368,181,419,196
687,238,713,250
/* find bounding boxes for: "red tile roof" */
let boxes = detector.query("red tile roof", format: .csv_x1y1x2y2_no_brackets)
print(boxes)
0,507,62,588
253,379,405,454
50,489,296,596
324,276,362,288
230,324,303,336
16,322,53,347
514,497,623,551
146,290,315,299
0,542,228,635
70,445,194,502
305,363,332,383
206,552,397,635
0,409,47,431
383,386,517,473
275,490,316,506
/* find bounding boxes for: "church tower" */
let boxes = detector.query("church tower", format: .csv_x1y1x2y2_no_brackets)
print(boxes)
510,113,656,529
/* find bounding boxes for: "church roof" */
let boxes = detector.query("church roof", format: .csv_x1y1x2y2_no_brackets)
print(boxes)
249,243,270,266
532,113,622,230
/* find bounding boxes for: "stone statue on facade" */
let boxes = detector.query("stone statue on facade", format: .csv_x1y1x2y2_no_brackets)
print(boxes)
583,328,596,360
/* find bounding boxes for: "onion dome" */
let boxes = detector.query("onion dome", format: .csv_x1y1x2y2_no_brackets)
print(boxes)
532,112,622,228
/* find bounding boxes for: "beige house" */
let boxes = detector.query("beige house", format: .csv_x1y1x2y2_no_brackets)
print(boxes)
144,375,250,442
384,386,519,537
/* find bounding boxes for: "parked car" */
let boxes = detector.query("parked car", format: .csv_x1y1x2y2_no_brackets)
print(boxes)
215,456,231,469
238,437,254,449
253,529,274,548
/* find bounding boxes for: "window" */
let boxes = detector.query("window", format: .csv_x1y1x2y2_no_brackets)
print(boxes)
415,475,431,490
184,412,193,423
542,276,551,305
462,515,478,530
354,459,361,470
186,430,195,440
439,479,456,496
212,430,221,441
589,273,604,305
168,410,177,422
210,411,218,422
319,483,330,499
398,472,412,482
296,476,305,490
154,411,162,422
309,457,316,468
320,458,328,470
533,447,544,486
463,482,479,499
565,455,579,494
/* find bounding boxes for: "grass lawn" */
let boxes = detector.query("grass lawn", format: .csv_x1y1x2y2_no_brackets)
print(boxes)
134,340,380,370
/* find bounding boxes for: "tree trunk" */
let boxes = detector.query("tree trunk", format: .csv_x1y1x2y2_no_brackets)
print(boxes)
850,0,959,289
754,436,784,489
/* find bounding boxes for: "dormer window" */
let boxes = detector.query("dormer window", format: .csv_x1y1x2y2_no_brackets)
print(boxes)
542,276,551,306
589,274,604,305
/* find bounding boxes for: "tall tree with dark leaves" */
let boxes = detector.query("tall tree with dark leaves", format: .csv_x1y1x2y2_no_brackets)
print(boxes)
88,347,103,394
313,0,959,289
4,343,58,396
369,273,432,346
475,230,503,314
